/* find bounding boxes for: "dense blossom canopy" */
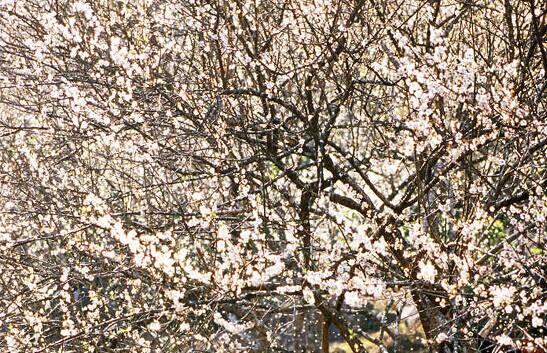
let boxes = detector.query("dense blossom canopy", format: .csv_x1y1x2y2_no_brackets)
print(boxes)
0,0,545,352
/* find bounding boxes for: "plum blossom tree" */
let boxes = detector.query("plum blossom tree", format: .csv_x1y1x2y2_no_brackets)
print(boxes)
0,0,545,352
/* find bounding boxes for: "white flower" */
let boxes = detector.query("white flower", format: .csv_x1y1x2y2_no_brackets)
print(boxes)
148,321,161,331
3,201,16,210
276,285,300,294
302,287,315,305
95,215,113,228
366,283,385,299
491,286,515,307
430,28,444,46
72,1,93,20
344,291,364,307
306,271,329,286
217,223,230,240
531,316,543,328
60,318,76,337
436,332,449,344
496,334,514,346
264,261,284,278
417,260,437,282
